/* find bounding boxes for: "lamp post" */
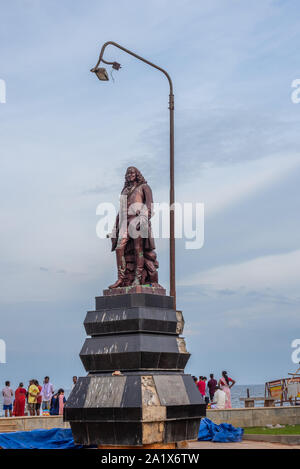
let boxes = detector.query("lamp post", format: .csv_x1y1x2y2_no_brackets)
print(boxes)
65,49,206,446
91,41,176,308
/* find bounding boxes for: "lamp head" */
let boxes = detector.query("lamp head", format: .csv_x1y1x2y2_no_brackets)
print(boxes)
92,67,109,81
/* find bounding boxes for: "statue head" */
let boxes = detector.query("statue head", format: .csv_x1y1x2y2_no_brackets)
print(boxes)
124,167,147,187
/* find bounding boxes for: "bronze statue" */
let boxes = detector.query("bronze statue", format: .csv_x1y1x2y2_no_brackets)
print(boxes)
109,167,160,289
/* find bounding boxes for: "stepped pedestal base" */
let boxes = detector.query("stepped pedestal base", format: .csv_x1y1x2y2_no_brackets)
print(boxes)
64,292,205,446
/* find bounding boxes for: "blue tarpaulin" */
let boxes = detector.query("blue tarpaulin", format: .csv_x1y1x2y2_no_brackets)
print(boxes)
198,418,244,443
0,428,82,449
0,420,243,448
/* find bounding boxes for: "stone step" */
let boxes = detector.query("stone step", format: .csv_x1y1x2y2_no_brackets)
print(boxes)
0,424,18,432
95,293,174,310
84,307,184,336
80,334,190,373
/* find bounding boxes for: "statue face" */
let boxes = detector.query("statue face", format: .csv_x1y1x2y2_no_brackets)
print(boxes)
125,167,137,183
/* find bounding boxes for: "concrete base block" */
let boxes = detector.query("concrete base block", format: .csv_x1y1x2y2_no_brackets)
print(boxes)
65,374,205,446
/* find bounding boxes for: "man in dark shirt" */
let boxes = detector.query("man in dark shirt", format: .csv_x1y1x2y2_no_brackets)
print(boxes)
207,373,217,402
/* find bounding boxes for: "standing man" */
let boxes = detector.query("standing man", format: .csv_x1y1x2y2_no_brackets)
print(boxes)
2,381,14,417
35,380,42,416
28,379,39,416
41,376,54,412
207,373,218,402
72,376,77,390
197,376,206,397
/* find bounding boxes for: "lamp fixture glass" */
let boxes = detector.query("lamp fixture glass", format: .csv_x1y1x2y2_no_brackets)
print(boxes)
93,67,109,81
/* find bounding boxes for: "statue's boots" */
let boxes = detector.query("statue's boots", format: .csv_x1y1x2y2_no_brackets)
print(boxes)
109,251,126,289
132,251,144,286
109,276,124,289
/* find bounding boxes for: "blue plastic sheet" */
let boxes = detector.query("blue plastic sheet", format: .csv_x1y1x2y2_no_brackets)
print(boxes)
0,419,243,448
0,428,82,449
198,418,244,443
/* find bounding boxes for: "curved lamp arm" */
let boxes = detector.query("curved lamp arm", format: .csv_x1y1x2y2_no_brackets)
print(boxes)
90,41,174,98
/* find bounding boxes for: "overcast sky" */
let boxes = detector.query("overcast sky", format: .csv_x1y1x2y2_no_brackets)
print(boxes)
1,0,300,389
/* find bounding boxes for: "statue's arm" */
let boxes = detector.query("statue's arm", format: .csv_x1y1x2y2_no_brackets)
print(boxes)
110,213,119,251
143,184,154,219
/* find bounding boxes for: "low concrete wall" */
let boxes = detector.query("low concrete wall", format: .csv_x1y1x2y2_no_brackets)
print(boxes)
1,407,299,433
207,406,300,428
0,416,70,433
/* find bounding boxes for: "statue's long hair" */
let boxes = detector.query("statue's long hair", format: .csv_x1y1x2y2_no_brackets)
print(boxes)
122,166,147,191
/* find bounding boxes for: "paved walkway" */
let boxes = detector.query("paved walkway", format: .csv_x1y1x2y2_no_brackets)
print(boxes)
189,440,300,450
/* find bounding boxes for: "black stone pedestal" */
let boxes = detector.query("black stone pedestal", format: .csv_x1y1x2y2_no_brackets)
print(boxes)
64,293,206,446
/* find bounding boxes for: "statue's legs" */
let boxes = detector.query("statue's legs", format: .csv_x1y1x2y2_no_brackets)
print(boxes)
108,234,129,289
132,236,144,286
109,232,144,288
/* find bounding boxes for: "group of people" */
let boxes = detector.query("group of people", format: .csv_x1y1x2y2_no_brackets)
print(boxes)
3,372,234,416
2,376,78,417
193,371,236,409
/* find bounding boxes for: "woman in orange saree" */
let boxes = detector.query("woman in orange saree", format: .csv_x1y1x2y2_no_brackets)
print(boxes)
13,383,26,416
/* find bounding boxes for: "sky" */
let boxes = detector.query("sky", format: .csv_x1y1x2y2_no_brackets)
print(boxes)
0,0,300,388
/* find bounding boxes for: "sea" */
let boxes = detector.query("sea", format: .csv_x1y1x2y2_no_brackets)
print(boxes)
230,384,265,407
0,384,265,417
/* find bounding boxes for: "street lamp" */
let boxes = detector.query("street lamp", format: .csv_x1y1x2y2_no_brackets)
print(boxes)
94,67,109,81
91,41,176,308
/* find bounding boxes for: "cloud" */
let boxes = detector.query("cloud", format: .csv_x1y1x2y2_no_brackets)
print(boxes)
82,184,119,196
175,151,300,221
142,107,300,170
180,249,300,302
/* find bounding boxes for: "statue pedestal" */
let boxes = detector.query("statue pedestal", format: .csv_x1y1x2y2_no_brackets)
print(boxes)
64,292,205,447
103,285,166,296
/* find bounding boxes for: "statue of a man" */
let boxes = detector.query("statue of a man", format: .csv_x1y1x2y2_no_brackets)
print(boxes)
109,166,159,289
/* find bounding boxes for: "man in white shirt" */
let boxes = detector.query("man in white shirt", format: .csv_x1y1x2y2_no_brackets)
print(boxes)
41,376,54,411
2,381,14,417
211,386,226,409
